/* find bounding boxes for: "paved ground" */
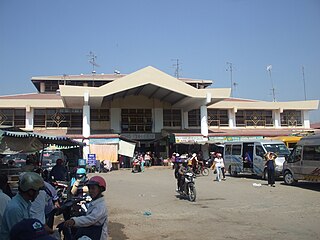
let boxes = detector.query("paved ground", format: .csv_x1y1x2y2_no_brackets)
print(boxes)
87,167,320,240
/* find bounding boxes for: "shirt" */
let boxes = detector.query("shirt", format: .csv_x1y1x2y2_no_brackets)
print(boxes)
0,193,31,240
0,189,11,232
214,158,224,168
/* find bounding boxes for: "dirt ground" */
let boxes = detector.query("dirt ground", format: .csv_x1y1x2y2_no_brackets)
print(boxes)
64,167,320,240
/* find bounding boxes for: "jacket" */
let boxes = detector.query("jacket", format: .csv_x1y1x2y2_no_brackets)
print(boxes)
72,196,108,240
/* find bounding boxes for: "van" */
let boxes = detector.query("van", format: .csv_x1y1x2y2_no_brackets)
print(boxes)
268,136,302,151
282,135,320,185
224,140,290,179
40,150,65,171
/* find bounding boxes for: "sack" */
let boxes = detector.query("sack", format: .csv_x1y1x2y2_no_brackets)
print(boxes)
213,169,217,174
211,163,216,170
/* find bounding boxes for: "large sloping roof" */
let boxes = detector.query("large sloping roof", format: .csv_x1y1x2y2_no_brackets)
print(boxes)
59,66,231,111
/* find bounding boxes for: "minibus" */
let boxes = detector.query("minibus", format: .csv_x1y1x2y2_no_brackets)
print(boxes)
224,140,290,179
283,135,320,185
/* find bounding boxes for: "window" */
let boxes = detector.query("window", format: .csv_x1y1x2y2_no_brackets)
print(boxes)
281,110,302,127
44,81,59,92
303,145,320,161
121,109,152,132
256,145,265,158
91,109,110,121
163,109,181,127
288,145,302,163
263,143,290,157
236,110,273,127
207,109,228,127
0,109,25,128
188,109,200,127
225,145,232,155
34,108,82,128
232,145,242,155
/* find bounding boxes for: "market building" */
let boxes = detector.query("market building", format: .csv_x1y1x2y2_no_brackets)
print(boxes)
0,66,319,164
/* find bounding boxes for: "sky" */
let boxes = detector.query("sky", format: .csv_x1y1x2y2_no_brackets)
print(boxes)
0,0,319,122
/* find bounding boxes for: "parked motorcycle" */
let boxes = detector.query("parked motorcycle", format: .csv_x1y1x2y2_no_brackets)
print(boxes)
179,171,197,202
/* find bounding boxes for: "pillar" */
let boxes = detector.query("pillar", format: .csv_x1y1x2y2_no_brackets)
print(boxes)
273,109,281,128
82,92,90,138
200,105,208,137
25,106,34,130
228,108,236,128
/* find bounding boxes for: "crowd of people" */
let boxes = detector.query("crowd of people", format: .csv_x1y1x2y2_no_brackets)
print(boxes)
172,150,278,186
0,158,109,240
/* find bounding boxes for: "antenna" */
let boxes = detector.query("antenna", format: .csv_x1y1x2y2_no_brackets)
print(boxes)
266,65,276,102
87,51,100,74
302,65,307,100
172,59,181,79
226,62,236,97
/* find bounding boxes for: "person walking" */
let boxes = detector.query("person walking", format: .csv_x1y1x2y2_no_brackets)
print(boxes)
0,172,45,239
265,152,277,187
212,153,224,182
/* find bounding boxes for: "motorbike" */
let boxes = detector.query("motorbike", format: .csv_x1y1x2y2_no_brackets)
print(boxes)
131,159,141,173
56,195,92,240
179,171,197,202
51,179,69,201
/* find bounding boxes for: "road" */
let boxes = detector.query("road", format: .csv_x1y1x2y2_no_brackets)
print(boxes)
92,167,320,240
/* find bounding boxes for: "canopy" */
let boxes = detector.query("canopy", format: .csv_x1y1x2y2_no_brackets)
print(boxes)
0,130,85,154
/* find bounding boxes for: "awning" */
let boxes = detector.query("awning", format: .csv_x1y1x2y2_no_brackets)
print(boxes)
0,130,85,154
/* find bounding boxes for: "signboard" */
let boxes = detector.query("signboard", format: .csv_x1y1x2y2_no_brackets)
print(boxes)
87,154,96,166
175,136,208,144
208,136,264,142
121,133,155,140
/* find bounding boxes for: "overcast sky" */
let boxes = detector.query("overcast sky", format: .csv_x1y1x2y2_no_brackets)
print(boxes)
0,0,319,122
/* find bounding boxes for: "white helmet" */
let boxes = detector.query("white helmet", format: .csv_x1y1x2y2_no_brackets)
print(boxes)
19,172,44,192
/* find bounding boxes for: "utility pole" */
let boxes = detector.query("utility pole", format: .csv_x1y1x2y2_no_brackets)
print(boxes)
226,62,234,97
267,65,276,102
302,65,307,100
87,51,99,74
172,59,181,79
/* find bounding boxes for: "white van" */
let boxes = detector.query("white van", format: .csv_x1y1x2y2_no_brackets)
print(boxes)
283,135,320,185
224,140,290,179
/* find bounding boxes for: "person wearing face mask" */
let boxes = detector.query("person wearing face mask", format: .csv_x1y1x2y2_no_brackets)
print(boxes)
0,172,45,240
62,176,108,240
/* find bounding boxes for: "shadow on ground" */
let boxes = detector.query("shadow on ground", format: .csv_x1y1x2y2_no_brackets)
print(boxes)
109,221,129,240
280,182,320,192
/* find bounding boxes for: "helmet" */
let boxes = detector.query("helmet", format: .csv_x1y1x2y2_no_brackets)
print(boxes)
87,176,106,192
216,153,222,157
76,168,86,179
19,172,44,192
175,153,180,157
192,153,197,157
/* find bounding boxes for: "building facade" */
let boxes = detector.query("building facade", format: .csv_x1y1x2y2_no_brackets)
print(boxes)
0,66,319,161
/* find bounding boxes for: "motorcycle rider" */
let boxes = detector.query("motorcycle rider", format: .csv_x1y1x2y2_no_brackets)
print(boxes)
70,168,88,197
63,176,108,240
177,161,191,193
